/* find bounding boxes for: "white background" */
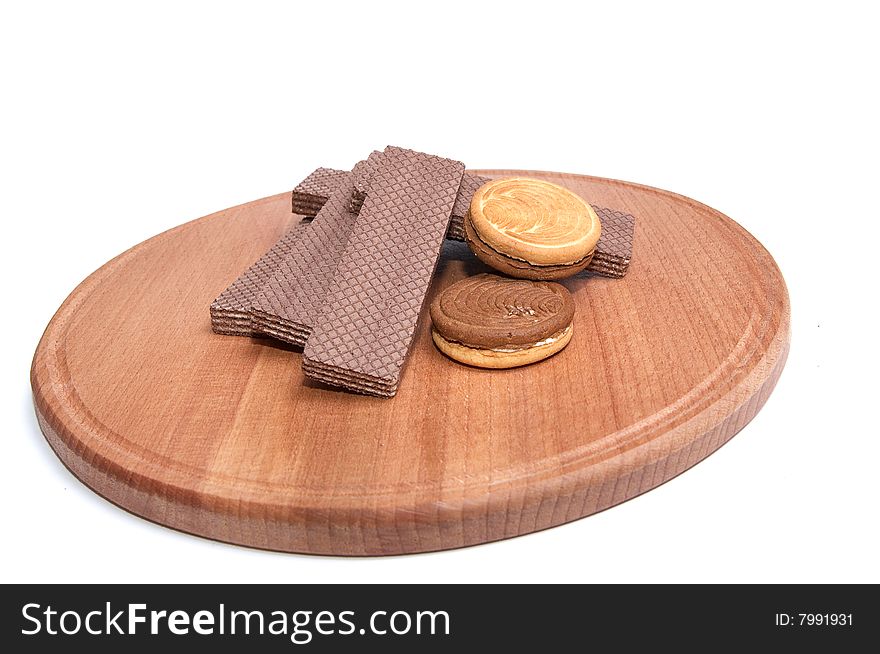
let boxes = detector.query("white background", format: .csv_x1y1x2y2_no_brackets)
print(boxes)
2,1,877,583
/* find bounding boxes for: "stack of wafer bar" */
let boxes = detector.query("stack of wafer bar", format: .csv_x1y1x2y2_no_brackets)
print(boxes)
210,145,636,397
292,169,634,277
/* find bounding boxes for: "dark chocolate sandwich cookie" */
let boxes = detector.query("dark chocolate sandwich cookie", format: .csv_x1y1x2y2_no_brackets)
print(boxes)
430,273,575,368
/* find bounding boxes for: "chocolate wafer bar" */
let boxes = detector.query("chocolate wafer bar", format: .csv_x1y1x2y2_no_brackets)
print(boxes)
587,207,635,278
291,168,634,277
303,148,466,397
250,153,386,346
210,217,311,336
448,173,490,240
349,150,384,214
291,167,348,216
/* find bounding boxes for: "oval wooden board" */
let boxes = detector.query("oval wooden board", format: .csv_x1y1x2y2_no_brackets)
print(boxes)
31,170,789,555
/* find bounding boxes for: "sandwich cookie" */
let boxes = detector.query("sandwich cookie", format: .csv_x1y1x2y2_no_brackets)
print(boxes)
465,177,601,280
430,273,575,369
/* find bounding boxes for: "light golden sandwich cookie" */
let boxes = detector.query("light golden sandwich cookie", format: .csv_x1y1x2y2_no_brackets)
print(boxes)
430,273,574,369
465,177,601,280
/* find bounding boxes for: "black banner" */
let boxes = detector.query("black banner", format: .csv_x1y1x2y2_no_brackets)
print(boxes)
1,584,875,651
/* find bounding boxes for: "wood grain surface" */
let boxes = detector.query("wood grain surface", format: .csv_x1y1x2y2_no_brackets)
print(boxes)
30,170,790,555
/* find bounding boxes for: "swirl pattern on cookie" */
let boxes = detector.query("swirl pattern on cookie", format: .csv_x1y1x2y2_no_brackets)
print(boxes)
468,177,601,266
430,273,574,350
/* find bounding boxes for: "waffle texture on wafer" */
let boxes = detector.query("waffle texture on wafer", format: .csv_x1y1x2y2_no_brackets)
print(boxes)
291,167,348,216
209,218,311,336
302,147,465,397
251,153,385,345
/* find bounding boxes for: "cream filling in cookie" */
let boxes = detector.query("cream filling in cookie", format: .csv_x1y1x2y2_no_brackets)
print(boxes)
445,324,572,354
470,218,595,267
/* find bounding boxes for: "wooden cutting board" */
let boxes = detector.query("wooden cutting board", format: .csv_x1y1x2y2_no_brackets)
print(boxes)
31,170,790,555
